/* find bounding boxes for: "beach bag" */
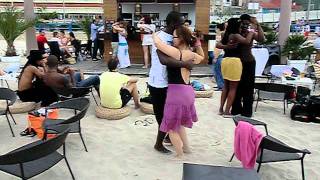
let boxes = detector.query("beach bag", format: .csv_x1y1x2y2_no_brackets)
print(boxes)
27,109,59,139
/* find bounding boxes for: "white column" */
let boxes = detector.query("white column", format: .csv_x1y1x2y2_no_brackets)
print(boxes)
24,0,38,55
278,0,292,64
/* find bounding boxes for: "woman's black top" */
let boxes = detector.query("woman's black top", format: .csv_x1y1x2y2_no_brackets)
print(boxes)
167,50,188,85
112,31,118,42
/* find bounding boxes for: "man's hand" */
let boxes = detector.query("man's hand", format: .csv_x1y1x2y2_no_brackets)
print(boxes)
185,60,194,70
226,41,238,49
250,17,259,25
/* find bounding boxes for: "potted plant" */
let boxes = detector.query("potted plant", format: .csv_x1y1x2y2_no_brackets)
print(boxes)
282,34,315,72
0,6,36,62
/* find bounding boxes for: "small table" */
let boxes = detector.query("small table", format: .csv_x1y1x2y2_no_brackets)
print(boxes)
183,163,260,180
281,76,314,90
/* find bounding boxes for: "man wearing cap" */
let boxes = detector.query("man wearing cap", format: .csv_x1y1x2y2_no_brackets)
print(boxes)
17,50,58,107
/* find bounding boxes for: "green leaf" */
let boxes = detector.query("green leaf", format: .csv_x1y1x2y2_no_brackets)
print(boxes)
0,5,36,56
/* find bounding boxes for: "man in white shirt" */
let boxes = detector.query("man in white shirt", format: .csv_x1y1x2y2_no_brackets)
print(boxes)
149,11,193,154
91,19,99,61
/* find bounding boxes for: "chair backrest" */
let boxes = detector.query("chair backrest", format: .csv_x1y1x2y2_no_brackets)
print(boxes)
232,115,254,126
0,126,70,165
260,135,307,154
0,88,17,106
255,83,295,94
48,41,61,57
48,97,90,124
53,87,91,98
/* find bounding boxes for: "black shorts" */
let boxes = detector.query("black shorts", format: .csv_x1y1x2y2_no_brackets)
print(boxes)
120,88,132,107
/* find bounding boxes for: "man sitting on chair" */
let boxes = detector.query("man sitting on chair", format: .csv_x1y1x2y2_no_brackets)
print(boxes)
43,55,100,92
100,58,140,109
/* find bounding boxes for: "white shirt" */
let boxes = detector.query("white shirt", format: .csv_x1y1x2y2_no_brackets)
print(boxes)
91,23,98,41
49,37,62,46
148,31,173,88
137,24,156,33
314,37,320,50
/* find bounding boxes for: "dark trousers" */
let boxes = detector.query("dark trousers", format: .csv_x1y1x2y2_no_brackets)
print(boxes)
98,39,104,57
149,86,167,126
17,86,58,107
231,61,256,117
92,38,99,59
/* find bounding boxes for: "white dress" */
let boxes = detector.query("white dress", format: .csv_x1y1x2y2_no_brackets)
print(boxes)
117,31,131,68
137,24,156,46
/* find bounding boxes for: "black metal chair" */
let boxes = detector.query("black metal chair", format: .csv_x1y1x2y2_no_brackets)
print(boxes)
53,86,98,105
0,125,75,180
0,87,17,137
255,83,295,114
229,115,268,162
182,163,261,180
257,135,311,180
43,98,90,152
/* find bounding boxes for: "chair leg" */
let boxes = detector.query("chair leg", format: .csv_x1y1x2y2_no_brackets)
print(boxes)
8,110,17,125
283,100,286,114
91,91,98,105
64,157,75,180
5,80,10,88
301,159,305,180
264,125,269,136
229,153,235,162
257,162,262,172
79,132,88,152
5,114,15,137
255,99,259,112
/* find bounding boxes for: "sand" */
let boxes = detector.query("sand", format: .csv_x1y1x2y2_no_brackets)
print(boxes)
0,75,319,180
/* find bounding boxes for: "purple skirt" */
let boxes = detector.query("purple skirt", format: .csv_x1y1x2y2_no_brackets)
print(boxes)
160,84,198,132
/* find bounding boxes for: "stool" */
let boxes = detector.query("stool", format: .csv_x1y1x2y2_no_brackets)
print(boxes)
195,90,214,98
140,102,154,114
0,100,37,114
95,105,131,120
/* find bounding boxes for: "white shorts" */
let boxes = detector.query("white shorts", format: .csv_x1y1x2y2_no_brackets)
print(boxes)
142,34,153,46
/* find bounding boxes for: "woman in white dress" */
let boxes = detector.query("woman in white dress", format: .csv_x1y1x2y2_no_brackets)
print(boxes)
138,16,156,68
117,22,131,68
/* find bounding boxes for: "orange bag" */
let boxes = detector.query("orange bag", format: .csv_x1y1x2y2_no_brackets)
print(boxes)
27,109,59,139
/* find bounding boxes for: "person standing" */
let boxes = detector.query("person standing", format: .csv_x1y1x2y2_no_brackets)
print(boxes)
217,18,254,117
138,16,156,68
231,14,265,117
148,11,194,154
91,19,99,61
111,18,123,59
153,25,204,158
213,23,226,91
36,29,48,54
117,22,131,68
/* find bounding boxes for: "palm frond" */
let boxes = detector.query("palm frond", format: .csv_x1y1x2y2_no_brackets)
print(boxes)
0,5,36,56
79,17,91,41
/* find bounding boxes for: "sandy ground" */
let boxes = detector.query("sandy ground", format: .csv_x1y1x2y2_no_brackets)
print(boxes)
0,75,319,180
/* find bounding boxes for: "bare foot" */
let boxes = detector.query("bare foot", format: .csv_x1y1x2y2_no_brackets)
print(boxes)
135,103,140,109
218,108,224,115
170,154,185,161
142,65,148,69
183,146,192,154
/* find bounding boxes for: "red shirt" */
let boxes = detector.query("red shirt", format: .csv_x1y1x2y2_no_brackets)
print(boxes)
37,34,48,50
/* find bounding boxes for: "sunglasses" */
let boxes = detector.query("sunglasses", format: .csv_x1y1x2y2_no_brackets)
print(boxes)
173,36,179,39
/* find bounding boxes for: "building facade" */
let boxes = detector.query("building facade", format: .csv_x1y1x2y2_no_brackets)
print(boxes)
0,0,104,18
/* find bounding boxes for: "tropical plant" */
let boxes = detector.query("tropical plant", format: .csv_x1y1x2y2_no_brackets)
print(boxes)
79,17,91,40
282,34,315,60
260,31,278,45
0,5,36,56
37,7,58,20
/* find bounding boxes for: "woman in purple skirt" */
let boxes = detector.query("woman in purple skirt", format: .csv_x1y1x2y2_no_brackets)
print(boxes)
153,26,204,158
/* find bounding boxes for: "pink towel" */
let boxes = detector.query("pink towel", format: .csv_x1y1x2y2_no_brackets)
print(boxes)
234,121,265,169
